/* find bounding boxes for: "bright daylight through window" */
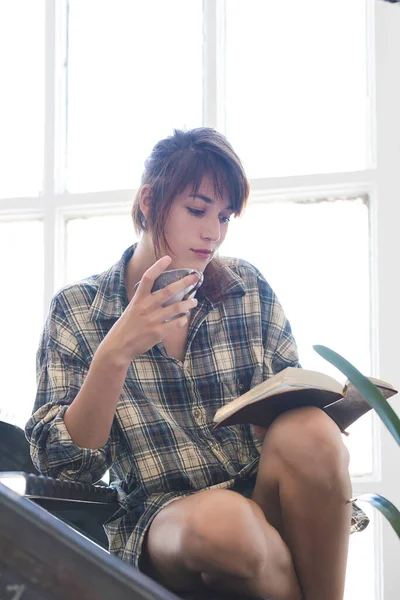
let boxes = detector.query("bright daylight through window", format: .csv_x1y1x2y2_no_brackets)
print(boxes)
0,2,378,599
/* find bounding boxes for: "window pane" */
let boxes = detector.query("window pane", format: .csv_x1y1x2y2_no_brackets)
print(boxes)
0,1,44,198
65,213,138,283
225,0,369,178
345,505,375,600
0,220,44,427
67,0,203,193
221,197,372,476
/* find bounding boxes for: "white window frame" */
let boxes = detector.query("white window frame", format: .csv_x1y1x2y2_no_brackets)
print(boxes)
0,0,399,597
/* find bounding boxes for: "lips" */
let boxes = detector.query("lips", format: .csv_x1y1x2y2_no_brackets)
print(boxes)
191,249,212,258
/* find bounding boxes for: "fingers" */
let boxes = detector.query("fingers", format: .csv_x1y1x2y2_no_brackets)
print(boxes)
153,272,200,307
162,297,198,322
134,257,201,306
111,262,200,360
160,312,189,331
136,268,200,307
162,303,198,333
135,256,172,296
123,259,201,357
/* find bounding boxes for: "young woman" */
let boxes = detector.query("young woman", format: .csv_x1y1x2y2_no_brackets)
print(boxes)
26,128,354,600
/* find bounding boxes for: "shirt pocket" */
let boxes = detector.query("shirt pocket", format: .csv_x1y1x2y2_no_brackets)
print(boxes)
221,366,263,399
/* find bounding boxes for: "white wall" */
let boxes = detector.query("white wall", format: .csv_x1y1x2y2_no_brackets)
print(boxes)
375,2,400,598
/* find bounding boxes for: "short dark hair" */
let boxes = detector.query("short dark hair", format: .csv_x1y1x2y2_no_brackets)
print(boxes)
132,127,250,257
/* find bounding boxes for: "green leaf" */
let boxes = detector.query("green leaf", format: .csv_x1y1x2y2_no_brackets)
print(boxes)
313,345,400,446
354,493,400,538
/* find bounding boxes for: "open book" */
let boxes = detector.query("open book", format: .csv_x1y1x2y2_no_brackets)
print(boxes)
213,367,397,432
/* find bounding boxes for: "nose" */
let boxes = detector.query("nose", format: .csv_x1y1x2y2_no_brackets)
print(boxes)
201,216,221,242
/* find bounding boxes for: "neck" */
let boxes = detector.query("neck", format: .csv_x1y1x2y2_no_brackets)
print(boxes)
125,236,157,302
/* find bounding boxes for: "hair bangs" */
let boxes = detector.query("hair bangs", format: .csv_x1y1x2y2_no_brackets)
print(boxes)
170,150,247,217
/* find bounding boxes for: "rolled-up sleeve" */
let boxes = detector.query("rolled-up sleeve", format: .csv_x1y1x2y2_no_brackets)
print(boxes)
258,277,300,377
25,298,118,484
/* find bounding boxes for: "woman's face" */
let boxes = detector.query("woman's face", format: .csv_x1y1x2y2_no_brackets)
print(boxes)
162,174,234,271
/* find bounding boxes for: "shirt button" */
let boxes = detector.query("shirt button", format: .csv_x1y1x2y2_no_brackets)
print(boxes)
238,383,245,392
193,408,201,419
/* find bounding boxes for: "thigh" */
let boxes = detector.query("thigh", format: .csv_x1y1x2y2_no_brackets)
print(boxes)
140,487,272,592
251,406,351,535
140,492,206,591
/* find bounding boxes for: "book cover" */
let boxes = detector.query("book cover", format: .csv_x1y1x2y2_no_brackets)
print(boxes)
213,367,397,431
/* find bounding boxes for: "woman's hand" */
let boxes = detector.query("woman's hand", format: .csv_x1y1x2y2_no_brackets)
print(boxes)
98,256,199,366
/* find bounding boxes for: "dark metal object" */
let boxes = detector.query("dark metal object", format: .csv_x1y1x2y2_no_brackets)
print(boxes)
0,482,180,600
0,421,38,474
0,422,116,548
0,471,118,503
0,472,118,549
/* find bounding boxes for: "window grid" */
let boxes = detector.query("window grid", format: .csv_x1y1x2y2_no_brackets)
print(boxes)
0,0,379,439
0,2,378,385
0,3,386,598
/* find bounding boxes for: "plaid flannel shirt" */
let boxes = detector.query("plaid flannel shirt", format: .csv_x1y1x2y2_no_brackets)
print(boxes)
25,245,299,566
25,245,366,569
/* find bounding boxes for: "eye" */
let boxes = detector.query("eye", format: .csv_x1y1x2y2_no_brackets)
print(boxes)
219,215,231,224
187,207,204,217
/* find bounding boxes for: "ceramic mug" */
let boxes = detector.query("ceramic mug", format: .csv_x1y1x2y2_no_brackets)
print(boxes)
134,268,204,320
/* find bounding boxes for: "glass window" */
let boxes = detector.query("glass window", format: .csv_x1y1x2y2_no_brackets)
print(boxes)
0,1,45,198
0,220,44,427
221,196,372,476
65,212,138,284
66,0,203,193
345,505,375,600
225,0,369,178
0,3,383,594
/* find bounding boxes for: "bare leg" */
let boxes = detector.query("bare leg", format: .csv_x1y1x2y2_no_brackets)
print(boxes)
141,488,303,599
252,406,352,600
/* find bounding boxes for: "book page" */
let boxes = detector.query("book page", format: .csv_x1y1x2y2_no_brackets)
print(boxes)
214,367,343,423
343,376,396,393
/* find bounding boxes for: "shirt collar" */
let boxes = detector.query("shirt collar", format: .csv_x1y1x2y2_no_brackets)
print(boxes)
88,245,246,322
88,245,134,322
204,261,246,308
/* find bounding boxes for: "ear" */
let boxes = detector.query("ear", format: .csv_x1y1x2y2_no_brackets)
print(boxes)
139,185,152,221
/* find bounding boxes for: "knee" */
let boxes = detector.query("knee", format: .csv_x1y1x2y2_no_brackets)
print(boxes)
264,406,350,485
182,491,267,579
